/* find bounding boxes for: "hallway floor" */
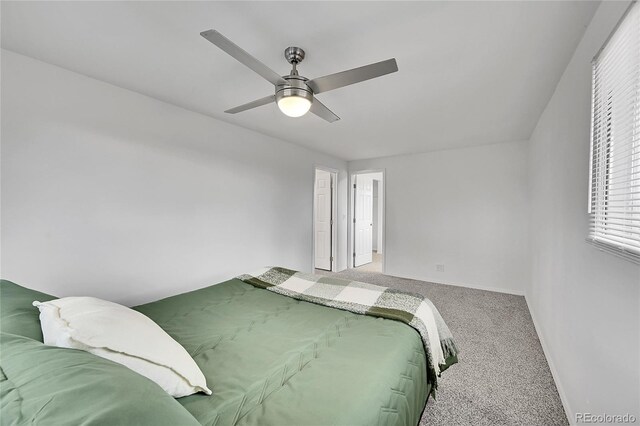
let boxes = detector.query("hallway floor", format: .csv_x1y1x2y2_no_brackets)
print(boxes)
354,251,382,273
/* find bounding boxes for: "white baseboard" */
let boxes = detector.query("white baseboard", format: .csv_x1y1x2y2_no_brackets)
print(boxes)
395,272,525,296
432,279,525,296
344,267,524,296
525,293,574,425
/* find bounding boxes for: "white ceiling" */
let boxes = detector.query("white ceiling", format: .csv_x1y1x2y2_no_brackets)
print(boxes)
1,1,598,161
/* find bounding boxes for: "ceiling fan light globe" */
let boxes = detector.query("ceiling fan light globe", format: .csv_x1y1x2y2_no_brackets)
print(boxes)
277,95,312,118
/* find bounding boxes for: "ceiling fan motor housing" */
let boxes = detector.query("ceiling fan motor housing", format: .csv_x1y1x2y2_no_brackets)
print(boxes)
277,47,313,105
276,75,314,105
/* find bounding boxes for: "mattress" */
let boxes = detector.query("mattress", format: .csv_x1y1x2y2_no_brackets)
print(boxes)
135,278,430,426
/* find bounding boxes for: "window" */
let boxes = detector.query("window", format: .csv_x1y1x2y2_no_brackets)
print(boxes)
588,1,640,263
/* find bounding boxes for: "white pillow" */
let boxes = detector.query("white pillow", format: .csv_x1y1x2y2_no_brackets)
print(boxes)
33,297,212,398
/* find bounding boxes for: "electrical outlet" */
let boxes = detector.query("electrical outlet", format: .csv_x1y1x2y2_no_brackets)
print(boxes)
436,264,445,272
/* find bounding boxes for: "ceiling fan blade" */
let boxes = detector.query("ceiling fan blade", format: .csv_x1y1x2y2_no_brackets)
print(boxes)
225,94,275,114
310,98,340,123
201,30,287,86
306,58,398,94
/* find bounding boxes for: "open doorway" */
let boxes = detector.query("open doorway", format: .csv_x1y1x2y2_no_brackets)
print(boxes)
351,171,384,273
313,167,338,272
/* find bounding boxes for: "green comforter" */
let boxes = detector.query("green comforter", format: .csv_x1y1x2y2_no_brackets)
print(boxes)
2,278,432,426
137,279,430,426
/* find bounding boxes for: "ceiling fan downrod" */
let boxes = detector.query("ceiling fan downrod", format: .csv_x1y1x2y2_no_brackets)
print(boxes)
284,46,305,76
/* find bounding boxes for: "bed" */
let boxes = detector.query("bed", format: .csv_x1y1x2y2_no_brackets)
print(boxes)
1,275,454,426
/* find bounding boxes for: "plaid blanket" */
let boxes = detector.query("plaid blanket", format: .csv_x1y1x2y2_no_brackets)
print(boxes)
237,267,458,390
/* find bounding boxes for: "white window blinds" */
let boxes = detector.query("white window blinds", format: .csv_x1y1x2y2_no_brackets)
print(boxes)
589,1,640,262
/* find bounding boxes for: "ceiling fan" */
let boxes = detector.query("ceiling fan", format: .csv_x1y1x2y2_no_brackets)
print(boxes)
200,30,398,123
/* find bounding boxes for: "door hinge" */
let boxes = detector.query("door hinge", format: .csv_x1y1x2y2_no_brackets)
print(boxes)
353,218,356,223
330,256,334,262
353,252,356,257
330,219,333,225
353,183,356,189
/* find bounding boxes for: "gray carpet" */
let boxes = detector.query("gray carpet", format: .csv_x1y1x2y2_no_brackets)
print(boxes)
317,269,568,426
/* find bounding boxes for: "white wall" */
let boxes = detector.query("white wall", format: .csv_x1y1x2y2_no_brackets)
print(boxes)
0,50,348,306
526,1,640,422
350,141,529,294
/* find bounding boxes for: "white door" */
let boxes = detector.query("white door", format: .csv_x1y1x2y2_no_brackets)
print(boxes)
314,170,332,271
354,175,373,267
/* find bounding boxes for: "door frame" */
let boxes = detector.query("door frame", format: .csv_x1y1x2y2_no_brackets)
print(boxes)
313,166,338,272
349,169,386,272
